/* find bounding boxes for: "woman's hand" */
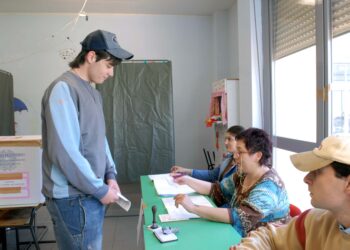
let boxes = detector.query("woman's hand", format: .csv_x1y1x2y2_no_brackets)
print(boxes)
172,175,189,185
170,165,192,175
174,194,196,213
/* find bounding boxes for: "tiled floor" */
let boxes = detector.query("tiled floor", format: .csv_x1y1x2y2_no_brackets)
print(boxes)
1,183,144,250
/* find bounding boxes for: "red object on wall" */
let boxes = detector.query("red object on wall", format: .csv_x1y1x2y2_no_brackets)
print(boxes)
205,91,227,127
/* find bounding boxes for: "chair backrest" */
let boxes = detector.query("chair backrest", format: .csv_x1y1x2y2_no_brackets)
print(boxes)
289,204,302,217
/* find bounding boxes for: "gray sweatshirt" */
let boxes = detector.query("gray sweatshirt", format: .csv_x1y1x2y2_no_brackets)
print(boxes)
41,71,116,200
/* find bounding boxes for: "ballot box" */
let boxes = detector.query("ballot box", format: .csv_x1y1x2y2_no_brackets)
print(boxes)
0,135,44,208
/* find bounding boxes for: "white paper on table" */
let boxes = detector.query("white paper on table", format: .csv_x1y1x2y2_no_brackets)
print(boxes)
115,192,131,211
148,173,169,181
159,213,190,222
151,174,195,196
160,195,213,221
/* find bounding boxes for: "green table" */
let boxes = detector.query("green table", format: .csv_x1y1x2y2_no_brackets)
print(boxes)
140,175,241,250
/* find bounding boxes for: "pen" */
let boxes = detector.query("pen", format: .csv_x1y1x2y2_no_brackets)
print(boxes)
172,173,185,179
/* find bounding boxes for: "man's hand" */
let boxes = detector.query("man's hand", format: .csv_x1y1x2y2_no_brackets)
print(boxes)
107,179,120,196
100,185,119,205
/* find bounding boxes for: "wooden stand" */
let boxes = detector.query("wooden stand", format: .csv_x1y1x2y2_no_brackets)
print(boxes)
0,204,54,250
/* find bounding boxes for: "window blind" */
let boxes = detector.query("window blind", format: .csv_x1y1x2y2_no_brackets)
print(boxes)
273,0,350,60
332,0,350,37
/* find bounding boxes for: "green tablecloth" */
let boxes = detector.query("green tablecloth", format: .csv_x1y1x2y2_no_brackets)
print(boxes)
140,175,241,250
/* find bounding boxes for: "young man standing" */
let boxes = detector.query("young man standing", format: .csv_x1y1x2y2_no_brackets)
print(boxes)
231,135,350,249
41,30,133,249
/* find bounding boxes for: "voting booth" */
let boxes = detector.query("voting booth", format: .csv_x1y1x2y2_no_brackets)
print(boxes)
0,135,43,208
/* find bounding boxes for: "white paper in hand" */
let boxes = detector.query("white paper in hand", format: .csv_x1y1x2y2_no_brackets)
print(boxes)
115,192,131,211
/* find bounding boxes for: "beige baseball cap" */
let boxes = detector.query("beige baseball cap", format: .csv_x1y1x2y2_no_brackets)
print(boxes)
290,136,350,172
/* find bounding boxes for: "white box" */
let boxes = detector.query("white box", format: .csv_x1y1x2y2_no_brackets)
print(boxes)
0,135,44,208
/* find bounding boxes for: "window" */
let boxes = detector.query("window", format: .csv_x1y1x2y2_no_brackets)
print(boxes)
270,0,317,211
330,0,350,135
267,0,350,211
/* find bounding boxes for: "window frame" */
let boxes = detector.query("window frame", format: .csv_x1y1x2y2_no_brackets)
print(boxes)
262,0,333,155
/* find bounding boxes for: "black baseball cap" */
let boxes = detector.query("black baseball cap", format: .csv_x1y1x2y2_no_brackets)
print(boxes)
81,30,134,60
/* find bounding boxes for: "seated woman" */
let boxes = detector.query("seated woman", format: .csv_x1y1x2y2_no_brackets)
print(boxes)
171,125,245,182
174,128,290,237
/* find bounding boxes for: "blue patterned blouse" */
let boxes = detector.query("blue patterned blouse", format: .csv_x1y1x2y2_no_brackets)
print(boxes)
211,169,290,237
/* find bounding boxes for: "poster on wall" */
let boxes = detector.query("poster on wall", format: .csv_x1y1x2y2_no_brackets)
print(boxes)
0,136,44,208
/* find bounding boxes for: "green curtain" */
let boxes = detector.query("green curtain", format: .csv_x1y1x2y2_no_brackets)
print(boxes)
0,69,14,135
97,61,174,183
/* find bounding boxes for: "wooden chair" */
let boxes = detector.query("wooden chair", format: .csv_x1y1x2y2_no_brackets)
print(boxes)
0,206,40,250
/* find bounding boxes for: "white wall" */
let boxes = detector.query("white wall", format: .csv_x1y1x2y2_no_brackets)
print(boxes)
236,0,254,128
0,13,215,168
210,8,240,162
212,0,260,132
0,2,263,171
213,10,229,81
234,0,262,128
204,1,260,163
228,0,239,78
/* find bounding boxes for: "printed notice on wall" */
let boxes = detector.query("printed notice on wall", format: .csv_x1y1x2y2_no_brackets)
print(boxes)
0,172,29,198
0,145,43,207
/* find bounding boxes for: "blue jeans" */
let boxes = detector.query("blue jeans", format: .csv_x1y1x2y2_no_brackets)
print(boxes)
45,195,105,250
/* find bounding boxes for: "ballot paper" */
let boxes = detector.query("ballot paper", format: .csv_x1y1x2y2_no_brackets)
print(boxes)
115,192,131,211
160,195,213,221
150,173,196,196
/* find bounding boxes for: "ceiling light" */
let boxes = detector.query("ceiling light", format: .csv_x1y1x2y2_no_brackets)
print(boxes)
78,11,88,21
79,11,87,17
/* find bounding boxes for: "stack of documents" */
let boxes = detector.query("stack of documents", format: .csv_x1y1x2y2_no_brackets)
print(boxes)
160,195,214,222
149,174,196,196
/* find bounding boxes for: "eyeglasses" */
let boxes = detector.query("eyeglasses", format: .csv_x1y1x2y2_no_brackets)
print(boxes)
234,150,249,156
